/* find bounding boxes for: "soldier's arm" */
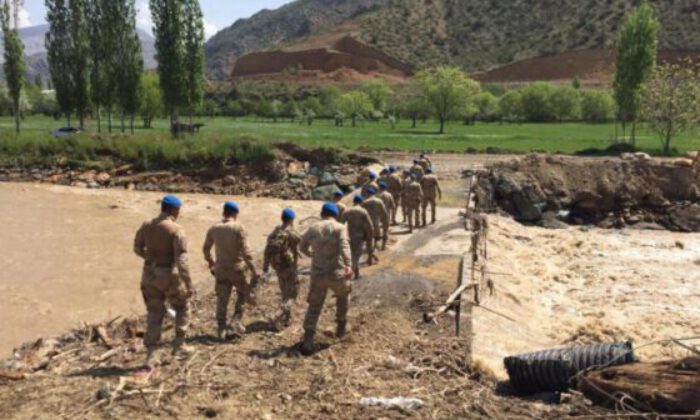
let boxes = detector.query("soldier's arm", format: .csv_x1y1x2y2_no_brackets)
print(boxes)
240,227,259,277
291,231,301,266
133,223,147,260
365,214,374,240
262,232,273,273
380,204,389,233
202,228,215,267
339,227,351,269
174,230,193,292
437,179,443,200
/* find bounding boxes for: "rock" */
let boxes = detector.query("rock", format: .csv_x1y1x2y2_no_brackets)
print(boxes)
624,215,642,225
95,172,111,185
287,178,305,187
312,184,340,201
539,212,569,229
620,152,635,161
634,152,652,161
114,164,134,176
78,170,96,182
290,171,307,180
222,175,237,187
512,190,542,222
686,151,699,160
72,181,87,188
675,158,694,167
317,171,337,186
87,181,100,189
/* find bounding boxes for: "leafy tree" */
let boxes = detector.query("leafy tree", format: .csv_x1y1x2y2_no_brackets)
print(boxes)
114,0,143,133
281,100,299,121
1,0,25,133
139,71,163,128
642,62,700,154
319,85,340,110
473,91,499,122
414,66,480,134
270,99,282,122
301,97,322,123
520,82,555,122
224,99,244,118
361,79,394,113
401,93,430,128
613,2,659,144
68,0,89,129
46,0,74,126
201,98,218,117
86,0,107,131
182,0,204,124
150,0,185,135
337,91,374,127
581,89,615,123
498,90,523,122
549,86,581,121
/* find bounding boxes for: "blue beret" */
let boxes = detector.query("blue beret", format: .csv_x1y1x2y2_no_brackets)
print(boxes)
161,195,182,208
366,187,377,195
322,202,340,217
368,171,377,180
333,190,344,198
413,159,419,164
426,168,433,174
224,201,240,213
354,195,364,203
282,208,296,220
378,181,387,189
389,165,397,173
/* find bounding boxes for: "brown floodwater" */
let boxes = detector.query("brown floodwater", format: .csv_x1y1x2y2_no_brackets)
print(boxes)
0,183,321,357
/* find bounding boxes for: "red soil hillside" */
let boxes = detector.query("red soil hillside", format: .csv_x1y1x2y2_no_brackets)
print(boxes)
476,49,700,85
231,31,412,82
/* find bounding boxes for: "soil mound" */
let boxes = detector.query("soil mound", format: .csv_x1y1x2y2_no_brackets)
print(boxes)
475,154,700,231
231,35,411,80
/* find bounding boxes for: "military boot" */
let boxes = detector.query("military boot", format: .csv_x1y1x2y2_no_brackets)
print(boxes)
300,330,315,356
336,321,347,339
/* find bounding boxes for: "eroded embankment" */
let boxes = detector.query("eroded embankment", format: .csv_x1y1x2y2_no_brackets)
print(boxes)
475,154,700,232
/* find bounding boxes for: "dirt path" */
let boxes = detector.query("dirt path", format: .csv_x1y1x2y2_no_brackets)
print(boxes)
0,183,321,358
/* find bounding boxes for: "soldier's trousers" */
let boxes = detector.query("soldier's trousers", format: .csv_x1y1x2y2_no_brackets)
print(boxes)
274,264,299,316
303,274,352,333
215,267,248,329
422,197,437,225
349,235,371,270
405,204,421,230
390,192,401,223
141,265,190,350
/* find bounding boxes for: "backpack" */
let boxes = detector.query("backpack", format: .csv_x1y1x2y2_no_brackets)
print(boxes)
266,228,294,267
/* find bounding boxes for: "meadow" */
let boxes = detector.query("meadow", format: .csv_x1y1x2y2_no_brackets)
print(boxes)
0,115,698,169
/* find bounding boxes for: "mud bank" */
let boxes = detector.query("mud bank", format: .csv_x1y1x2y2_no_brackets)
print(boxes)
476,154,700,231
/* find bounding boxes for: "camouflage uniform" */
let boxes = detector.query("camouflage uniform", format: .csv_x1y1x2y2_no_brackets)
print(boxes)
377,190,396,231
420,174,442,226
417,159,430,172
340,206,374,275
386,173,403,224
133,213,192,354
362,196,390,249
335,202,347,220
203,218,255,332
410,164,425,182
402,180,424,232
299,219,352,345
263,224,301,325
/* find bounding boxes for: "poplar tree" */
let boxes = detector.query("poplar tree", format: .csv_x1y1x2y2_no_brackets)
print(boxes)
150,0,185,135
86,0,107,132
182,0,204,124
68,0,89,129
114,0,143,133
46,0,74,126
1,0,25,134
613,2,659,145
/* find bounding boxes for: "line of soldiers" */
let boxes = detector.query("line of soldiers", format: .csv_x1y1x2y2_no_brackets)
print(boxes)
133,154,441,367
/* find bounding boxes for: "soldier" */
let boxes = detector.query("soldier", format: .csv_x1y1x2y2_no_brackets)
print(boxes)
385,166,403,225
410,159,425,182
299,203,353,355
418,152,432,171
340,196,374,279
133,195,194,368
203,201,260,340
333,190,347,220
420,168,443,226
400,170,412,224
402,174,424,233
263,208,301,330
361,171,380,197
362,187,390,251
377,181,396,233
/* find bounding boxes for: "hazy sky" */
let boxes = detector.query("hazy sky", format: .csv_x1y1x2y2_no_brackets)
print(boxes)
22,0,295,39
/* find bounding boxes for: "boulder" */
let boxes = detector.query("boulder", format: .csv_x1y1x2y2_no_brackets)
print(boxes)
317,171,338,186
538,212,569,229
311,184,340,201
674,158,693,167
95,172,111,185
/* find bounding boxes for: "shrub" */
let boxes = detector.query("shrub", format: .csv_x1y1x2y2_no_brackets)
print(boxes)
581,89,615,122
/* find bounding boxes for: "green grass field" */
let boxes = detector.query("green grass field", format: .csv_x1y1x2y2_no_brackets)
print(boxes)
1,115,699,158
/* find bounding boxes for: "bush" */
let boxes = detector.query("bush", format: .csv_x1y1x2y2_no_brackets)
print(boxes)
498,90,523,121
581,89,615,122
520,82,556,122
549,86,581,121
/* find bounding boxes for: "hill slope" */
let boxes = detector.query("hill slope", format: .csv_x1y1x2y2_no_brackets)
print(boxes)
205,0,700,80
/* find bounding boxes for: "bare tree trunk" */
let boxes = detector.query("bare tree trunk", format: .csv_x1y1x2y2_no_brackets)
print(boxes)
108,109,113,133
121,112,125,133
130,115,135,135
439,116,445,134
14,100,20,134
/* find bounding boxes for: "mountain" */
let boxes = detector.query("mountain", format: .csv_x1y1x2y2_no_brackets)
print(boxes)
204,0,700,82
0,24,157,86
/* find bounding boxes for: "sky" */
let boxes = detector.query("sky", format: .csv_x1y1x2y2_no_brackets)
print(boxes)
22,0,294,40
